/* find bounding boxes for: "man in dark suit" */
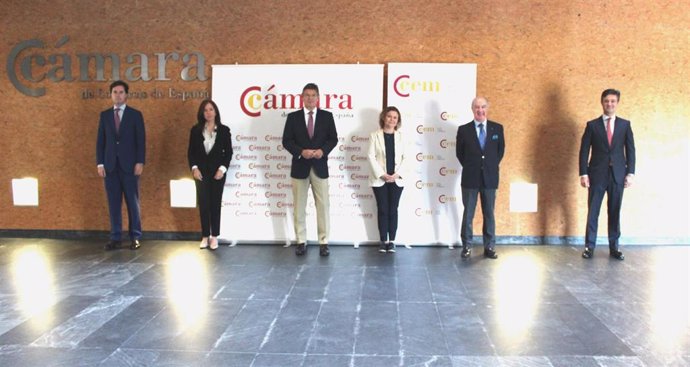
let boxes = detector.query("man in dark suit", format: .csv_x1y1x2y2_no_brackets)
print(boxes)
456,96,505,259
579,89,635,260
96,80,146,250
282,83,338,256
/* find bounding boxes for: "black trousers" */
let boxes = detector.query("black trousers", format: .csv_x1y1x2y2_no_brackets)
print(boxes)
585,167,624,251
460,185,496,251
372,183,404,242
195,174,226,237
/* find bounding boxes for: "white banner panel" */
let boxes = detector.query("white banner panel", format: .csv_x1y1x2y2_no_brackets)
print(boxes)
212,64,384,243
387,63,477,245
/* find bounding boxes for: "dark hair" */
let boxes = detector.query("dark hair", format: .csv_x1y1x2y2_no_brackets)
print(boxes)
378,106,402,130
302,83,320,95
109,80,129,94
196,99,221,126
601,89,620,102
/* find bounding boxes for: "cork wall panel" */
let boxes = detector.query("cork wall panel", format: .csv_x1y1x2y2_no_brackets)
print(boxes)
1,0,688,239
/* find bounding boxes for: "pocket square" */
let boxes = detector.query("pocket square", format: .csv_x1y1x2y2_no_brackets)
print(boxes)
492,134,499,140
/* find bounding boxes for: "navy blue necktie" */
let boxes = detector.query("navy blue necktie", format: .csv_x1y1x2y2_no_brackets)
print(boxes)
478,123,486,150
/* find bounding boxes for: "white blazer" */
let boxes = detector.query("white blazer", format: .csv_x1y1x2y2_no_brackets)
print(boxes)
367,129,407,187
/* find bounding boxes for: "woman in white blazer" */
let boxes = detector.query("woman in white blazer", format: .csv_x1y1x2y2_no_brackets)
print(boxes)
367,106,407,253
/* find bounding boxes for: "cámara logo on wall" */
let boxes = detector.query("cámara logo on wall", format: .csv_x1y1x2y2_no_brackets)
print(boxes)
240,84,353,117
7,35,209,100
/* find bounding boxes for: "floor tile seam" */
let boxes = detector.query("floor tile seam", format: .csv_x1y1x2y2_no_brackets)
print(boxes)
423,266,453,356
211,283,227,300
349,267,366,367
124,252,144,265
255,265,307,353
51,260,104,270
394,266,405,367
210,292,258,351
107,346,257,354
31,294,142,349
0,293,70,322
450,261,473,295
114,300,168,353
539,353,640,357
358,300,436,304
300,270,335,360
1,295,101,346
562,301,641,356
0,344,115,351
246,351,460,357
591,355,647,363
458,294,499,357
0,346,516,358
102,295,169,300
578,301,651,326
210,295,283,302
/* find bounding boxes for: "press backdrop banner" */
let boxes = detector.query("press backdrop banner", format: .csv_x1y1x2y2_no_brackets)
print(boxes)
387,63,477,245
212,64,384,243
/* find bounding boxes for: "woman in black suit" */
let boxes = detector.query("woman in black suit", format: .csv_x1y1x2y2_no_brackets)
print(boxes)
187,99,233,250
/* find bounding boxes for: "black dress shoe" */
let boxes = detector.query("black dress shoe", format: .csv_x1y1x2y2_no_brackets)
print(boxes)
582,248,593,259
130,240,141,250
610,250,625,260
483,249,498,259
319,245,330,257
387,242,396,253
295,243,306,256
378,242,387,253
105,240,122,251
461,247,471,258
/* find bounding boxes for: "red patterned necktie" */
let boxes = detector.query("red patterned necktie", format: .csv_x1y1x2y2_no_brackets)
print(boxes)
606,117,613,146
114,107,121,133
307,111,314,139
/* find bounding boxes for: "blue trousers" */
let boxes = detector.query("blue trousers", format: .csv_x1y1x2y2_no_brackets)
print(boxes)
372,183,403,242
104,162,141,241
585,167,624,251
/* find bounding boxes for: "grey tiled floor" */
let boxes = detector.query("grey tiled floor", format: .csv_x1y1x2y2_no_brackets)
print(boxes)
0,238,688,366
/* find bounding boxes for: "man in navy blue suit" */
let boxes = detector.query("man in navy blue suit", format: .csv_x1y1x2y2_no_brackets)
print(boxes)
579,89,635,260
282,83,338,256
96,80,146,250
456,97,505,259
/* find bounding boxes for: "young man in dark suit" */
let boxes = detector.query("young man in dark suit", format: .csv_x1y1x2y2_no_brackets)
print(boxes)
579,89,635,260
281,83,338,256
96,80,146,250
456,97,505,259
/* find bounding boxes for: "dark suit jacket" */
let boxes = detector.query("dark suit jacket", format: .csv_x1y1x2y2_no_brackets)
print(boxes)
456,120,505,189
187,123,233,177
282,108,338,179
96,105,146,174
579,116,635,185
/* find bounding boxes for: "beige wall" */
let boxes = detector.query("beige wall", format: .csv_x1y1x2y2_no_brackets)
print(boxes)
1,1,688,241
